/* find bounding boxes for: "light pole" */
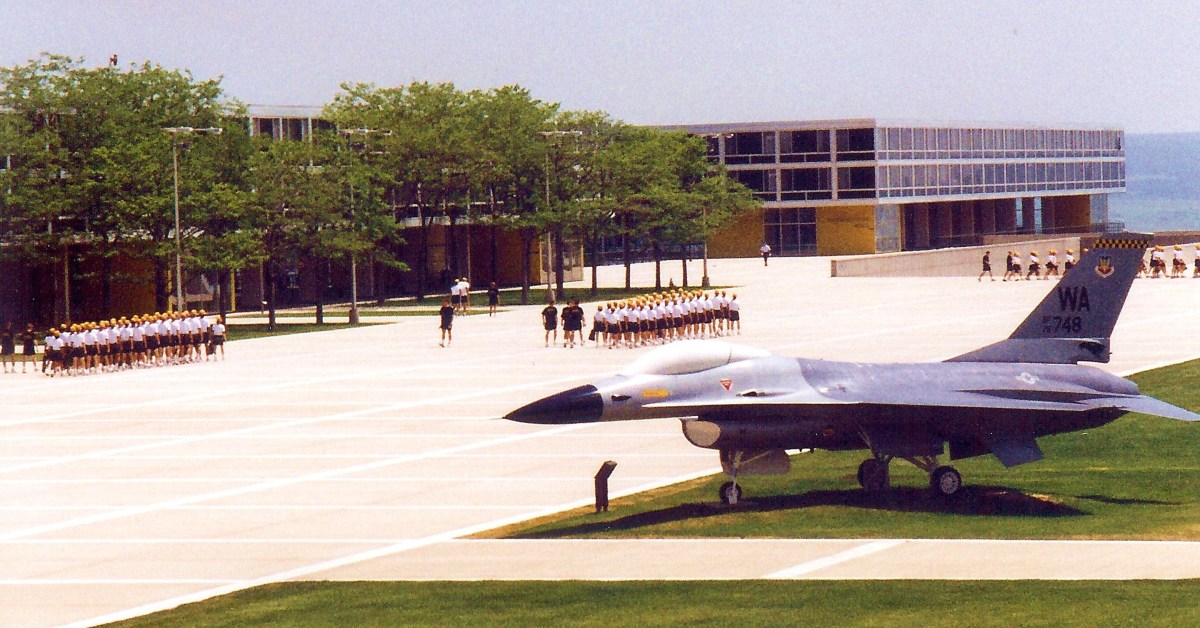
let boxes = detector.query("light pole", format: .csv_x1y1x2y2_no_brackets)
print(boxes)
539,130,583,295
339,128,391,325
698,132,733,288
163,126,222,312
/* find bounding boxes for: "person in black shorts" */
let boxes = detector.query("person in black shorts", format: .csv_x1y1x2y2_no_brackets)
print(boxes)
978,251,994,281
1,322,15,373
562,300,584,348
438,299,454,347
487,282,500,317
19,323,36,373
541,300,558,348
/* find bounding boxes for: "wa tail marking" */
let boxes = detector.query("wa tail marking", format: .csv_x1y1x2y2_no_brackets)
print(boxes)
1056,286,1091,312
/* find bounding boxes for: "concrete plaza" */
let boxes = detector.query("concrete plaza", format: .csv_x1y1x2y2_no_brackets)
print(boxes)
3,256,1200,626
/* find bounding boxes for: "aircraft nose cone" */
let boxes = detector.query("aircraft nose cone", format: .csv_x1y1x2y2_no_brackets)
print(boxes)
505,385,603,424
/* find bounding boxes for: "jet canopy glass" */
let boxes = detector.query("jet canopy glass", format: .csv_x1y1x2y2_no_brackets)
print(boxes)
618,340,771,377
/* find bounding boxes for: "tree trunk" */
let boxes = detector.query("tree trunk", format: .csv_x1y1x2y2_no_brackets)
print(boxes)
314,256,325,325
447,209,459,279
216,268,228,320
416,210,430,303
681,253,689,287
265,259,277,331
652,240,662,290
553,226,566,301
59,245,72,322
489,189,499,285
154,255,168,313
374,260,385,306
519,228,533,305
622,232,632,290
101,252,113,319
589,233,599,297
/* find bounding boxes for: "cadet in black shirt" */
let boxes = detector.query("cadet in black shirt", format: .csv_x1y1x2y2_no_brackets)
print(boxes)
542,302,558,348
438,299,454,347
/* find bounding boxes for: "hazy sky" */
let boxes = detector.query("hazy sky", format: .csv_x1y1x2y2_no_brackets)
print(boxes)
3,1,1198,133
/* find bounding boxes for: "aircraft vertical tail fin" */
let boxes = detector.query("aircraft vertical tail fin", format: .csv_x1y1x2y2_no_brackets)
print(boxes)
949,233,1150,364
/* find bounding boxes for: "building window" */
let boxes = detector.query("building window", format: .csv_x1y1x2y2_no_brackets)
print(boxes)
764,207,817,256
837,166,876,199
730,168,777,200
835,128,875,161
779,130,830,163
780,167,832,200
725,132,776,164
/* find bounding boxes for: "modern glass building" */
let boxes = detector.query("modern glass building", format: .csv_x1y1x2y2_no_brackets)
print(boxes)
663,119,1125,257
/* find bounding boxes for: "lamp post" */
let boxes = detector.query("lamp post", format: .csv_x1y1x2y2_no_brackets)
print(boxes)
163,126,222,312
698,132,733,288
338,128,391,325
538,130,583,295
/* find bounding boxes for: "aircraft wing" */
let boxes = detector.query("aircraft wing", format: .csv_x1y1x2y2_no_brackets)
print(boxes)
1112,395,1200,422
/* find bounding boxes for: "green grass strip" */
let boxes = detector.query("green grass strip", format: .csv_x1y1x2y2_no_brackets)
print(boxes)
112,580,1200,627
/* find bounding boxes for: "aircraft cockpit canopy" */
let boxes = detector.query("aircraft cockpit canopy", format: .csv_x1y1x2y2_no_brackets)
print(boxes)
618,340,771,377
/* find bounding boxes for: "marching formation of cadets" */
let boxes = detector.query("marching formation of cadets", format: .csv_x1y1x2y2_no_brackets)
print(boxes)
1141,245,1200,279
541,290,742,349
990,248,1073,282
9,310,228,377
983,244,1200,282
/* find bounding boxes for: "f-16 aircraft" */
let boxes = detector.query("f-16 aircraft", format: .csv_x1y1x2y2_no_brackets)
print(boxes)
506,233,1200,504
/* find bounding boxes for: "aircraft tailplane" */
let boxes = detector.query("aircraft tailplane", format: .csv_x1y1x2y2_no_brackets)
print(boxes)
950,233,1150,364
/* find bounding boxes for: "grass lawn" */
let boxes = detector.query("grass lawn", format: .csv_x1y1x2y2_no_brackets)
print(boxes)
225,323,382,342
485,359,1200,541
113,580,1200,627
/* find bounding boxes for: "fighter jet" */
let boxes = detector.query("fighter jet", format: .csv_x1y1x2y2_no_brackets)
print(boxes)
506,233,1200,504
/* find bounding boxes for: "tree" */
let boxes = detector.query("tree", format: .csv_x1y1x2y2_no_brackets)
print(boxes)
469,86,557,304
0,54,241,320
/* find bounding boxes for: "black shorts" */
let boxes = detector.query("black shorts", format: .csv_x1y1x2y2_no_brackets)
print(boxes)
982,263,992,272
211,336,225,345
488,295,499,306
1012,264,1023,273
543,322,557,331
134,340,146,352
730,311,741,322
451,295,461,305
147,336,159,350
86,345,98,357
1064,261,1074,270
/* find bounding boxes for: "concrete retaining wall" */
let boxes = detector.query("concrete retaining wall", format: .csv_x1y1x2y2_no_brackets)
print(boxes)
831,237,1081,277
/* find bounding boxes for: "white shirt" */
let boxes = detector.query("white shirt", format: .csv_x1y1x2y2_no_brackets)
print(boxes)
210,323,226,337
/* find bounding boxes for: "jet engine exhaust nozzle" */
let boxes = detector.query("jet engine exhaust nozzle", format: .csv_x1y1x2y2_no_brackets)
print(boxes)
505,385,603,424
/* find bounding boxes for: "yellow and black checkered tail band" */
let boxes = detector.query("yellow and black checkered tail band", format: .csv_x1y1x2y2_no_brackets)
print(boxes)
1093,237,1150,250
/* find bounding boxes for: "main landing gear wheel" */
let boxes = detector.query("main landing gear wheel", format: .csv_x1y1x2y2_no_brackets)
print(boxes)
929,466,963,497
857,459,890,491
719,481,743,505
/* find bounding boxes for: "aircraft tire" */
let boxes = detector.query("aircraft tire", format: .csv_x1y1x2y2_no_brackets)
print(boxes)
858,459,889,491
719,481,742,505
930,466,962,497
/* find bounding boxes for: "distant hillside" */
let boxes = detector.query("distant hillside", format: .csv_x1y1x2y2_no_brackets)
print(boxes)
1110,132,1200,231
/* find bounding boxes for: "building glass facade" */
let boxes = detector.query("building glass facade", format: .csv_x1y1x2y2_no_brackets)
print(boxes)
667,119,1126,256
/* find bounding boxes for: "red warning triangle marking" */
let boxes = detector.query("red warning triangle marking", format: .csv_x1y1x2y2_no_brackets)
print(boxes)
720,379,732,391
